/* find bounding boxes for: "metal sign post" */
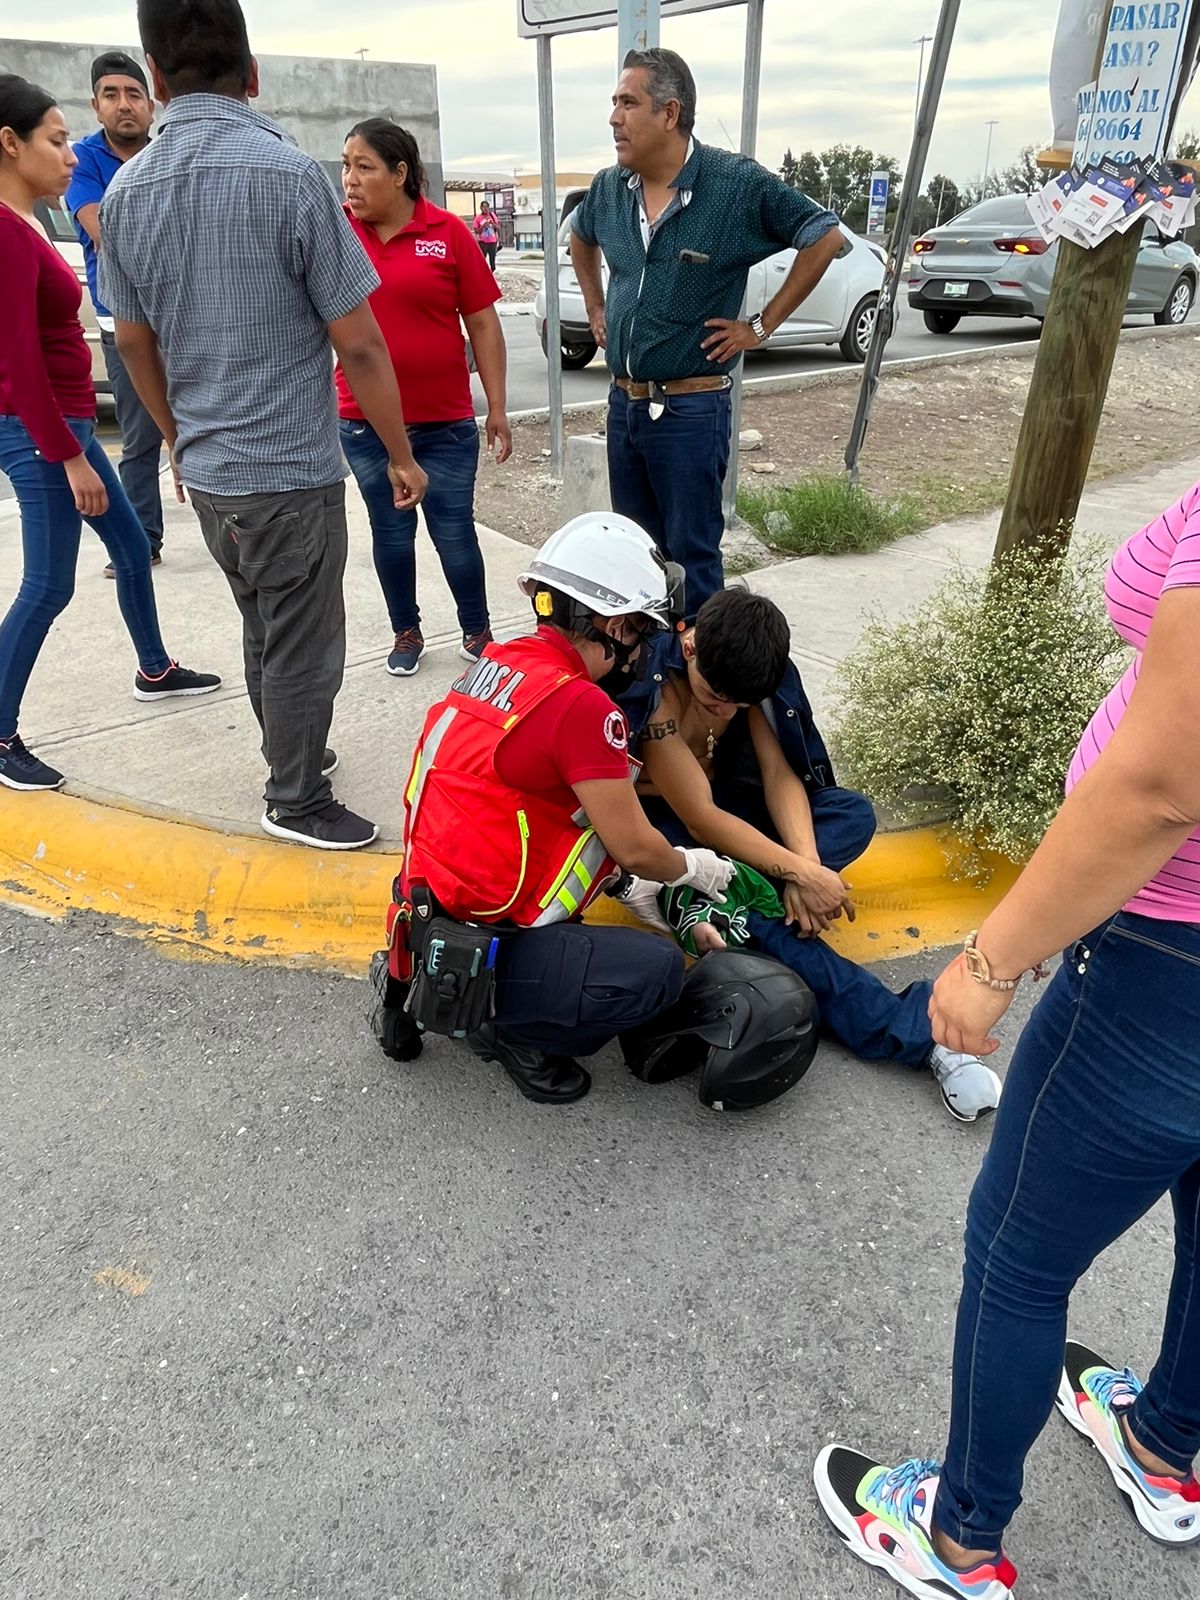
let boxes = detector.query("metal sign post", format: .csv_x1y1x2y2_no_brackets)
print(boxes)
867,170,890,234
617,0,661,60
518,0,759,486
720,0,765,530
536,32,565,476
844,0,960,485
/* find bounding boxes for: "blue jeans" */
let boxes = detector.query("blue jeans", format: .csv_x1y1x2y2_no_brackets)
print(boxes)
101,330,164,551
340,417,489,636
639,782,933,1066
934,912,1200,1548
0,415,169,740
606,382,731,618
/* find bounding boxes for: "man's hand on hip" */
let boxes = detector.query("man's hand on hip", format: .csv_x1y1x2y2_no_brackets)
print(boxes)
587,306,607,348
701,318,760,364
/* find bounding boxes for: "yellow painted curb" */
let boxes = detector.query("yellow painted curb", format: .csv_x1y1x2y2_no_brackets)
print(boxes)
0,788,1021,973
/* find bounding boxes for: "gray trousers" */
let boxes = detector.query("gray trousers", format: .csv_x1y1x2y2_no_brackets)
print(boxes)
191,482,348,818
100,330,164,550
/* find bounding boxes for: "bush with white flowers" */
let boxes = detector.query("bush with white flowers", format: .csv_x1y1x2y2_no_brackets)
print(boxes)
830,542,1127,864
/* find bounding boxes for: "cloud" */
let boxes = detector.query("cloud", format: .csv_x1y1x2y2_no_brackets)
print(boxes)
12,0,1200,184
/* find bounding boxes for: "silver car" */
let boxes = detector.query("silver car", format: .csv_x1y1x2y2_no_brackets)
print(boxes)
907,192,1198,333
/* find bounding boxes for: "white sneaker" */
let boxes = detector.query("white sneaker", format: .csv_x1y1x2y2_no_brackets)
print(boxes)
928,1046,1001,1123
1056,1341,1200,1546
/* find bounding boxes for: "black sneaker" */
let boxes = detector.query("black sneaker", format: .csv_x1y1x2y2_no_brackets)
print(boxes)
387,628,424,677
105,552,161,579
261,801,378,851
465,1021,591,1104
460,626,494,663
322,747,338,776
0,735,65,792
133,662,222,700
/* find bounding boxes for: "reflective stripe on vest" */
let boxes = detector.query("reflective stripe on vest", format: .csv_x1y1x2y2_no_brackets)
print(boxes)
530,827,612,927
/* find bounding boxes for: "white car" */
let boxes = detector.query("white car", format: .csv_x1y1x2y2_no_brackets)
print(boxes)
34,197,111,400
535,206,886,370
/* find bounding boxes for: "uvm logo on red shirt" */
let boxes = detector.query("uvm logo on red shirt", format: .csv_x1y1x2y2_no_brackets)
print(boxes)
415,239,448,259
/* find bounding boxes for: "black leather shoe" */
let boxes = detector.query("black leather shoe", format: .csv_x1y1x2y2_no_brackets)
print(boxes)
465,1022,591,1104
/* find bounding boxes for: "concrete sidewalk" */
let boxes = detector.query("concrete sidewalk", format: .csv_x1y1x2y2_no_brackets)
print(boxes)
4,452,1197,845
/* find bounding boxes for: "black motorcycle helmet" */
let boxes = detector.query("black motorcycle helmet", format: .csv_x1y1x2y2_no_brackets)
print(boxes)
620,950,819,1111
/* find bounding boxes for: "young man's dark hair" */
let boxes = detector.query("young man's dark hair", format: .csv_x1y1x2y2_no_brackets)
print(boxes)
137,0,252,98
693,587,791,706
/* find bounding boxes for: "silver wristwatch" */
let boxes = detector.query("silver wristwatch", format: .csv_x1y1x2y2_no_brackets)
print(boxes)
748,312,769,344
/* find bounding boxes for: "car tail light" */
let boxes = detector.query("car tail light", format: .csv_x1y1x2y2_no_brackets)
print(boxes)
912,238,936,253
993,236,1049,255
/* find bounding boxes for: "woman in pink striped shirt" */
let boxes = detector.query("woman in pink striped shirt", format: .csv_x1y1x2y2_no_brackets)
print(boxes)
816,491,1200,1599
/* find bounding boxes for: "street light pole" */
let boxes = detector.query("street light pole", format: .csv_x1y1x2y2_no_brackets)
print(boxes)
914,34,933,126
845,0,961,484
982,119,998,197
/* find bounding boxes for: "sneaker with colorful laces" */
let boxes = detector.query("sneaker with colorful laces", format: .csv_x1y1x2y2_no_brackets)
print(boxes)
813,1448,1019,1599
387,628,425,676
0,735,65,792
133,662,222,700
1056,1341,1200,1545
461,626,493,662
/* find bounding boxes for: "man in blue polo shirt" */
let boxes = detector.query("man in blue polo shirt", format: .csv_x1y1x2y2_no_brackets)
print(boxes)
570,48,843,615
66,50,165,570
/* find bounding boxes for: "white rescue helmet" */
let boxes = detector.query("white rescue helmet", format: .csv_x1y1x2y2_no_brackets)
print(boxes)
518,512,684,630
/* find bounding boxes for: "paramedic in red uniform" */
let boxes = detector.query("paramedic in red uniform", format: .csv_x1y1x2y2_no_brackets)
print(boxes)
396,512,735,1104
336,118,510,677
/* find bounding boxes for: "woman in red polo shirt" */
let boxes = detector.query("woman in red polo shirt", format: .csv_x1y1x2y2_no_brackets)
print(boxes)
337,118,512,678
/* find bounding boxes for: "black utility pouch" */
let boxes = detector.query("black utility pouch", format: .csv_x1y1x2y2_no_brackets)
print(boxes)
405,917,503,1039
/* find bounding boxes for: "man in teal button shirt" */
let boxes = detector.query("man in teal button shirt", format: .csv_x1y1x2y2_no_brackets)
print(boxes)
570,47,843,615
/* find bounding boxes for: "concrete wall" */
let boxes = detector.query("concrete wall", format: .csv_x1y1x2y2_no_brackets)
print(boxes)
0,38,443,200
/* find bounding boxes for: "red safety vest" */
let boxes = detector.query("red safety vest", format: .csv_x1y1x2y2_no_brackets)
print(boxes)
402,634,623,926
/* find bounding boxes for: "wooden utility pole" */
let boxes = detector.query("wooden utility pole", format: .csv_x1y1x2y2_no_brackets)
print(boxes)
991,224,1143,564
993,2,1199,565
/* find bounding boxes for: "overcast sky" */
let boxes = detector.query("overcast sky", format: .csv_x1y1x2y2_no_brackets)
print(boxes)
20,1,1200,185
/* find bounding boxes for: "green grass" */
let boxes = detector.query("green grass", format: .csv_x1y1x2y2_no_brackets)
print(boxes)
736,474,925,558
911,471,1013,526
723,551,760,577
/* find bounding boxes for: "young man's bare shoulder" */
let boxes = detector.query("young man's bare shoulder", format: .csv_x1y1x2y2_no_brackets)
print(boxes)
643,672,689,741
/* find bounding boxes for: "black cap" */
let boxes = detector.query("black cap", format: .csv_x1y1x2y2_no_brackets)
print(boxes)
90,51,149,94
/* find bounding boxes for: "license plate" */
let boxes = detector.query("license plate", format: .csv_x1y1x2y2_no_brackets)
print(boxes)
942,281,970,298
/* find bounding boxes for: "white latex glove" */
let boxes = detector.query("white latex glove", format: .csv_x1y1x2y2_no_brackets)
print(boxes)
669,847,734,900
615,876,673,937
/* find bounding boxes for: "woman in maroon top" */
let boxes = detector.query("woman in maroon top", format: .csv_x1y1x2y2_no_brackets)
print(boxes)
336,119,511,678
0,76,219,793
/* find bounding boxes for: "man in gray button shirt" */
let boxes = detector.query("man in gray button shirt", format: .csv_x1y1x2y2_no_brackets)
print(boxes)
100,0,428,851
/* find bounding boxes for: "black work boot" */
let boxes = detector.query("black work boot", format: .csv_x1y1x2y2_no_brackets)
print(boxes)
368,951,423,1062
465,1022,591,1104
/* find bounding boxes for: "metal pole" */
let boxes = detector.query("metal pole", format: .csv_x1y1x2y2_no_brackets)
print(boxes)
844,0,960,485
618,0,660,65
914,34,932,126
982,118,998,197
721,0,765,530
536,33,564,478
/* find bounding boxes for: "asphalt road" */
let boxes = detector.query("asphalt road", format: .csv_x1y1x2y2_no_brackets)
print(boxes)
0,903,1184,1600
